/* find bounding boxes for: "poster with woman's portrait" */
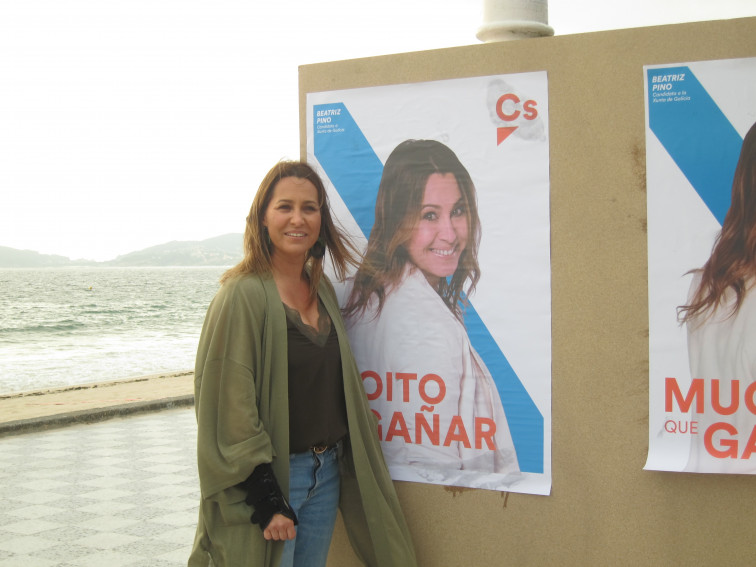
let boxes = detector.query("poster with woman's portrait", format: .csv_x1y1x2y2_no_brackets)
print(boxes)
645,56,756,474
306,73,552,496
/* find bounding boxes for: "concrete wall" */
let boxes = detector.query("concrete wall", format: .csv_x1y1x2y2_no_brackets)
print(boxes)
299,17,756,566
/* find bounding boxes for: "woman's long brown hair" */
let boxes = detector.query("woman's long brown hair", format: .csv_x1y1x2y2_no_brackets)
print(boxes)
679,122,756,323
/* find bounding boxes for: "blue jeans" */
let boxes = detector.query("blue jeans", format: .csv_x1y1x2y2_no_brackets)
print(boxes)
279,446,340,567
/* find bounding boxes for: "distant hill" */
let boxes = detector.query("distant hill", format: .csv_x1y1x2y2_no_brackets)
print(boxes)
0,246,84,268
107,233,243,267
0,234,243,268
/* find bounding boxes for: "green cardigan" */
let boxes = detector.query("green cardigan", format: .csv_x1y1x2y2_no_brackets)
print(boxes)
188,273,417,567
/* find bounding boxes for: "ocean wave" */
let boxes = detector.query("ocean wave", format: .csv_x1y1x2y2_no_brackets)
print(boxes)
1,319,87,335
79,307,131,315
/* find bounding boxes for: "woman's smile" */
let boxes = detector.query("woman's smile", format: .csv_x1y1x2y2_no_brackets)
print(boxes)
429,245,459,257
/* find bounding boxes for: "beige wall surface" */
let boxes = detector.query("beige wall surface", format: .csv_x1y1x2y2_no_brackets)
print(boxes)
299,18,756,567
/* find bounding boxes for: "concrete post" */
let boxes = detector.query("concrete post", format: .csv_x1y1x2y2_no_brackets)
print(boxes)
477,0,554,41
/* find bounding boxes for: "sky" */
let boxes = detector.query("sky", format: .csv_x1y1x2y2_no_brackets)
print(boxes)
1,0,754,261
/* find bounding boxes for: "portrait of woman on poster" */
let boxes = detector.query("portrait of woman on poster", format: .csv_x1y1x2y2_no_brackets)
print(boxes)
189,161,417,566
678,121,756,473
342,139,520,484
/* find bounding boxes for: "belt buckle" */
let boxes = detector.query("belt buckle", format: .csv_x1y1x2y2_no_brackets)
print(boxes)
312,444,328,454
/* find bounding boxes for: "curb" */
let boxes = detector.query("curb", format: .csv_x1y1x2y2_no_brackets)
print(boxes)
0,395,195,437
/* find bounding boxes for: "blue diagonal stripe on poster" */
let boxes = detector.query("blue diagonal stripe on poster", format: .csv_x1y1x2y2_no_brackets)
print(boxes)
313,103,384,236
461,297,544,473
314,102,544,473
647,66,743,225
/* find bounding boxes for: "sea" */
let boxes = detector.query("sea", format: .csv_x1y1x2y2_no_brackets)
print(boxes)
0,266,226,395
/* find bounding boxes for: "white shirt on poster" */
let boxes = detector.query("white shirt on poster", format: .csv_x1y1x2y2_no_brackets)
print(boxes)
338,266,521,489
685,272,756,473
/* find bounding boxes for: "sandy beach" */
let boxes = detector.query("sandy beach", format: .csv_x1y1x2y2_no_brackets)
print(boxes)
0,370,195,435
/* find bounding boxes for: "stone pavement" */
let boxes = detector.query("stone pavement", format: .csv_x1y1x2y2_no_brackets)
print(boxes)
0,407,199,566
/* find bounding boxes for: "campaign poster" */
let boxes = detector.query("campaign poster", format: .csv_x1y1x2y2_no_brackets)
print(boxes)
306,73,552,495
645,57,756,474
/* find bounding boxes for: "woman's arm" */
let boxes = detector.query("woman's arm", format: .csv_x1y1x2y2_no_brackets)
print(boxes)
194,278,275,500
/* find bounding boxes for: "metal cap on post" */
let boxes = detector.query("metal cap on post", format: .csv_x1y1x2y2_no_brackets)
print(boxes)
477,0,554,41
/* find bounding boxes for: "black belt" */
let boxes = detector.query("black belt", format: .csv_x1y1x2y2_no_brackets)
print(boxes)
310,439,342,454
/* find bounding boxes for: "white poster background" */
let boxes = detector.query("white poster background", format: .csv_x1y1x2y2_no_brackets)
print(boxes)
306,73,552,495
645,57,756,473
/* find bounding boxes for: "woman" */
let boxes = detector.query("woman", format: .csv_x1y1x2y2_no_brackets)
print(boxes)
343,140,520,486
189,161,417,566
678,122,756,473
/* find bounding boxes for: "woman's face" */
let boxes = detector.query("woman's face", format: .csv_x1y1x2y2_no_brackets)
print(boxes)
263,176,321,262
405,173,468,286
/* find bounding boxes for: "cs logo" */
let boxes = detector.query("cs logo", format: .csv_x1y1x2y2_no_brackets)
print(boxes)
495,93,538,145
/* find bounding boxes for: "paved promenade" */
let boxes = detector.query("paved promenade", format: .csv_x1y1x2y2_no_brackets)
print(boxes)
0,372,195,435
0,375,199,566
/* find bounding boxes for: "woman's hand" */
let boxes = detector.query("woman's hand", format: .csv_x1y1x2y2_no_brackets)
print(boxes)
242,463,298,534
263,513,297,541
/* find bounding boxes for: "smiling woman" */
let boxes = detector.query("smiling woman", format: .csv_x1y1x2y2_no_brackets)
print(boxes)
189,160,417,567
342,139,521,484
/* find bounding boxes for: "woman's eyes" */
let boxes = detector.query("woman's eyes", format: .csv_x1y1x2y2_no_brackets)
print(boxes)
420,206,466,221
275,204,319,213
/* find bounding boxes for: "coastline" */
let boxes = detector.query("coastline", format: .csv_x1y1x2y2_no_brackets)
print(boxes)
0,370,194,436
